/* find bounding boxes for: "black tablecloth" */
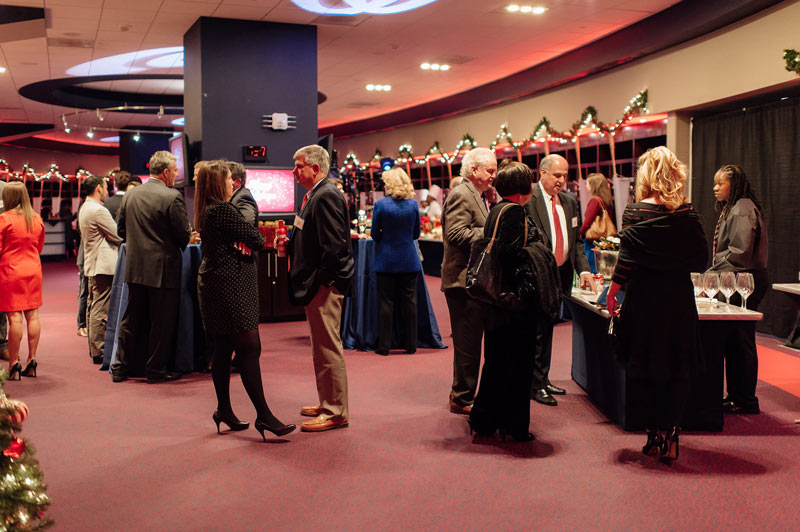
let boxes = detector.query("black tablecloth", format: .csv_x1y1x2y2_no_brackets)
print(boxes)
102,243,204,373
418,239,443,277
341,239,446,352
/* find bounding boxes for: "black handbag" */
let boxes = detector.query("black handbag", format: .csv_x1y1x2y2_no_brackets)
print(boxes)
465,203,528,310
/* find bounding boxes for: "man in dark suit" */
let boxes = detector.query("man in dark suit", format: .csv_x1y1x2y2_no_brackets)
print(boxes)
527,154,597,405
288,145,354,432
111,151,191,384
227,162,258,228
441,147,495,415
103,171,141,221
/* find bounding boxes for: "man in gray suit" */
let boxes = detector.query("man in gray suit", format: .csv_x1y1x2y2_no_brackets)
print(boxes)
526,154,597,405
111,151,191,383
441,148,496,414
78,175,122,364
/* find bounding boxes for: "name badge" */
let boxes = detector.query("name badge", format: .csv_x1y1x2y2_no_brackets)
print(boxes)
571,216,578,228
294,215,305,230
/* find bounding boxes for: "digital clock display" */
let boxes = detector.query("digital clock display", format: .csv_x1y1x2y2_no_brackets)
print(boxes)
243,145,268,162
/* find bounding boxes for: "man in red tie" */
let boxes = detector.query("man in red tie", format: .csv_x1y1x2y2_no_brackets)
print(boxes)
526,154,597,405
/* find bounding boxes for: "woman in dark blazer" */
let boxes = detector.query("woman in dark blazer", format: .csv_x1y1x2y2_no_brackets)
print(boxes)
469,161,545,442
194,160,294,439
706,164,768,414
607,147,707,461
371,167,421,355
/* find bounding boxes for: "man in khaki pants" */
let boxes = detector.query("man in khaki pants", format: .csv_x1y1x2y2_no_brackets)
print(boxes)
288,145,354,432
78,175,122,364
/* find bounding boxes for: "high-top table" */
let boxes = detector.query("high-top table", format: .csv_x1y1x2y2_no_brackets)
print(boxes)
341,238,446,352
772,283,800,349
566,288,763,431
102,243,205,374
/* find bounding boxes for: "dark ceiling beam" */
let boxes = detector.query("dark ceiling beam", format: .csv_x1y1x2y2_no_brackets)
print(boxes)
0,122,54,142
320,0,785,139
0,5,46,43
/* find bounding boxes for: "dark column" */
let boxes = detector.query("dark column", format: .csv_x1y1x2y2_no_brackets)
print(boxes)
119,131,169,177
183,17,317,169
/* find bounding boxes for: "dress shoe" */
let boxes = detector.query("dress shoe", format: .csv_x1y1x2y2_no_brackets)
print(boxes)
146,372,183,384
545,383,566,395
20,359,37,378
300,404,322,417
375,348,389,356
722,395,733,406
255,418,296,439
724,402,760,415
213,410,249,433
449,401,472,415
405,348,416,354
111,372,128,383
532,388,558,406
300,415,348,432
92,355,104,365
77,328,88,337
8,362,22,381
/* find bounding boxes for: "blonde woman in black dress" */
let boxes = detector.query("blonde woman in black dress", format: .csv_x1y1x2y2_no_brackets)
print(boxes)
194,161,295,439
607,147,707,461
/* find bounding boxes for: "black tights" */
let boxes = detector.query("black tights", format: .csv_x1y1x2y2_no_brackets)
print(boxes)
211,329,279,425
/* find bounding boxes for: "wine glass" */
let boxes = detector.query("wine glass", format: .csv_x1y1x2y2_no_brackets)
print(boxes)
691,273,704,298
736,272,755,309
703,272,719,310
719,272,736,311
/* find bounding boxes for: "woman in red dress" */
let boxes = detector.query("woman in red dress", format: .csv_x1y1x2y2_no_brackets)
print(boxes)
0,182,45,379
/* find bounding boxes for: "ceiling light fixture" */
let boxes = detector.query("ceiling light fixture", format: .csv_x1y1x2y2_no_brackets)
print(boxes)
87,128,94,138
0,66,6,73
506,4,520,12
133,131,141,141
366,84,375,91
440,64,450,71
507,4,547,15
96,108,104,121
157,105,164,119
64,127,71,134
366,84,391,91
532,6,546,14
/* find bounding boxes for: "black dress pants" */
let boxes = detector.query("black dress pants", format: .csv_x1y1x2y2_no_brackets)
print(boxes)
112,283,180,379
445,287,486,406
376,272,418,353
471,320,534,437
531,261,573,390
723,269,768,410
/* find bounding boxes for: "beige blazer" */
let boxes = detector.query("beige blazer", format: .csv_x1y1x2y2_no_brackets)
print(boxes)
79,197,122,277
440,178,487,291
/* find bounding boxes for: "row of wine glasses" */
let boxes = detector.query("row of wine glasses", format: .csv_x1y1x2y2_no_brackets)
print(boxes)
690,272,754,310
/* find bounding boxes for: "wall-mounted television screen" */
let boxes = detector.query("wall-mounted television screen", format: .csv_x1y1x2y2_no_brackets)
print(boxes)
169,133,189,188
245,168,296,213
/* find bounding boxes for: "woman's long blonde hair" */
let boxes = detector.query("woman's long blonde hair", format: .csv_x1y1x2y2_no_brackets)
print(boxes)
1,182,36,232
381,167,415,200
634,146,687,210
586,173,612,208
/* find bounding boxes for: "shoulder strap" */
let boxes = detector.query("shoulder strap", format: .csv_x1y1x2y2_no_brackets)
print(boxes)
486,203,515,253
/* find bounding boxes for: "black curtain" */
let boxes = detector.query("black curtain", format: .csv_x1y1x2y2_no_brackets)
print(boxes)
692,98,800,337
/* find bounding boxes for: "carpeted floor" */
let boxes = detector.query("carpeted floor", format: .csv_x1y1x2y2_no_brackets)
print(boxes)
9,260,800,531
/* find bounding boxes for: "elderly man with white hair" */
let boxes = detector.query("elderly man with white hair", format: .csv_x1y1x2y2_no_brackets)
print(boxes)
441,147,496,415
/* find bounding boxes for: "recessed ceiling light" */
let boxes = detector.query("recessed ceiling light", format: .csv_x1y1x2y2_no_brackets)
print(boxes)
431,63,441,70
506,4,520,12
507,4,547,15
520,5,532,12
420,62,431,70
366,84,391,92
366,83,375,91
0,66,6,73
440,64,450,71
532,6,546,15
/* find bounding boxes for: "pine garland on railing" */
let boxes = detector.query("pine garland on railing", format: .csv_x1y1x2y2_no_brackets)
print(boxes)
784,49,800,76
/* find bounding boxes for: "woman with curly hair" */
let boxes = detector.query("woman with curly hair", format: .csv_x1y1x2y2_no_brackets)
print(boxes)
607,147,708,461
371,167,421,355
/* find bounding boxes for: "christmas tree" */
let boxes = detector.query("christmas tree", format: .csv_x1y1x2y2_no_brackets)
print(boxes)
0,371,52,531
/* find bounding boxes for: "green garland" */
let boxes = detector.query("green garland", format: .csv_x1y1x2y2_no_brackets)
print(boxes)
785,49,800,75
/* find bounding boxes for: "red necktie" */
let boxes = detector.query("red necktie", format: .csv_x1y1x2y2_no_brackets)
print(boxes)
301,192,309,211
552,195,564,265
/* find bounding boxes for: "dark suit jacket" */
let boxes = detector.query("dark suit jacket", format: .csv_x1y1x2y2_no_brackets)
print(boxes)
526,183,591,277
231,186,258,228
103,193,124,221
117,178,191,289
288,179,354,306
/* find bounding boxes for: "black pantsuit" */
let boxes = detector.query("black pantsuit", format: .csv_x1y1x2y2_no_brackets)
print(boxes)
113,283,179,379
376,272,417,353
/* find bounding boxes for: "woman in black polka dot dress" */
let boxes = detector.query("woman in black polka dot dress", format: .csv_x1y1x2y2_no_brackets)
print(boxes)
194,160,295,439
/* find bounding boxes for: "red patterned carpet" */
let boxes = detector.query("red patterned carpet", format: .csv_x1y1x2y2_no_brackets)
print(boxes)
9,260,800,531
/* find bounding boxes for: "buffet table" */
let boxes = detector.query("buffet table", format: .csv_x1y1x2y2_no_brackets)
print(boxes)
417,238,443,277
102,243,205,373
341,238,446,352
772,283,800,349
566,289,763,431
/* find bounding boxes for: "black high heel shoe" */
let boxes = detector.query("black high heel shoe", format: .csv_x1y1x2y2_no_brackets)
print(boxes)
213,410,250,433
20,359,37,378
8,362,21,381
254,418,296,440
660,427,680,461
499,429,535,442
642,429,663,456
